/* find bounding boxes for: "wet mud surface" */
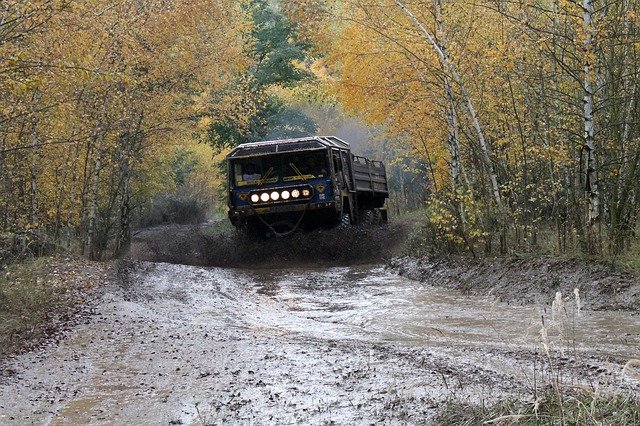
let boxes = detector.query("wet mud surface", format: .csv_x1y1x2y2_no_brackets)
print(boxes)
1,258,639,424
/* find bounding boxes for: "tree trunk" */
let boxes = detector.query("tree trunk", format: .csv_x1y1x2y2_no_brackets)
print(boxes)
29,92,42,225
582,0,600,252
395,0,503,211
87,137,103,260
0,133,7,229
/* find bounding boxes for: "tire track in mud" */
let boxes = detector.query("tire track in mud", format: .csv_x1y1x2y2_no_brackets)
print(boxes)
0,263,514,424
2,260,638,424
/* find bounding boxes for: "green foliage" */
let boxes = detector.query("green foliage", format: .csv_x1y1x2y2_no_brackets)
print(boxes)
260,96,318,140
207,0,318,148
251,0,313,87
208,121,246,149
170,149,199,187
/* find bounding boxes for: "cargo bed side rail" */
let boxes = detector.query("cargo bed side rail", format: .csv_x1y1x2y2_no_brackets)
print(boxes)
352,155,388,195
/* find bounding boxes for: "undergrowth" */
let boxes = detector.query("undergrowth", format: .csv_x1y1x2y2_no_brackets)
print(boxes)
614,235,640,274
139,194,210,228
435,391,640,425
433,290,640,425
402,208,640,275
205,215,236,234
0,257,103,356
0,258,62,355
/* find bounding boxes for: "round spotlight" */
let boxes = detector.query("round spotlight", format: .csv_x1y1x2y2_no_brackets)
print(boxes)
281,190,290,200
250,194,260,203
302,189,311,197
260,193,270,202
291,189,300,198
270,191,280,201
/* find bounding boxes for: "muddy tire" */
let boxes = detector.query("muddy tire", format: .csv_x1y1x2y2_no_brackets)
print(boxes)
339,213,351,228
358,209,384,227
358,209,373,225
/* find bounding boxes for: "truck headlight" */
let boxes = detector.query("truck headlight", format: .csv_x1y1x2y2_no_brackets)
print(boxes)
281,190,290,200
302,189,311,197
260,193,270,202
291,189,300,198
270,191,280,201
251,194,260,203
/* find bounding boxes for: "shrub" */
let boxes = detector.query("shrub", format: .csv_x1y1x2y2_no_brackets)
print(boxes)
139,195,209,228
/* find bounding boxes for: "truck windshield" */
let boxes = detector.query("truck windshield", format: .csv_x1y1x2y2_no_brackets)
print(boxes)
231,150,328,187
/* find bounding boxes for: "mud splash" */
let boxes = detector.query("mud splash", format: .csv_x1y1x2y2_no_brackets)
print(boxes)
128,221,410,268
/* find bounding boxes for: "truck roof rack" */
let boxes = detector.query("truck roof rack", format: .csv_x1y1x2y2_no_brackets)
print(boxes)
227,136,350,159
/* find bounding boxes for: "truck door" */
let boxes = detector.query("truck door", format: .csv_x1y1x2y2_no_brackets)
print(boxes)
332,150,343,189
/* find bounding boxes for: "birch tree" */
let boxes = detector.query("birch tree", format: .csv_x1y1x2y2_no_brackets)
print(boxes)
394,0,504,211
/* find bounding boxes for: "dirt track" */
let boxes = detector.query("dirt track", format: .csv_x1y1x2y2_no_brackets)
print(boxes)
1,224,639,424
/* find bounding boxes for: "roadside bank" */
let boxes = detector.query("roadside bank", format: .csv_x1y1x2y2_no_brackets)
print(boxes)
389,256,640,312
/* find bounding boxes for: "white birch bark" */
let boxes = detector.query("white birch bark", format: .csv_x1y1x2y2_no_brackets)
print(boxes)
409,61,466,190
434,2,463,191
583,0,599,225
394,0,503,210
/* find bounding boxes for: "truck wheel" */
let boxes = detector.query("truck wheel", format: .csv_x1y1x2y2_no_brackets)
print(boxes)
380,208,388,223
339,212,351,227
358,209,373,225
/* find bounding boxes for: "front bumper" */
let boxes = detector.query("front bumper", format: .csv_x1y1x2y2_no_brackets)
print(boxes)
228,201,338,219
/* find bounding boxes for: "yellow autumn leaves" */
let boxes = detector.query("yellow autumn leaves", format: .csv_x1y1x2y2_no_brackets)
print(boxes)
288,0,640,255
0,0,253,257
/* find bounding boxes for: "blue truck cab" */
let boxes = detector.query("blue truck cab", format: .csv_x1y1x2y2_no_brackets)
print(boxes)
226,136,388,236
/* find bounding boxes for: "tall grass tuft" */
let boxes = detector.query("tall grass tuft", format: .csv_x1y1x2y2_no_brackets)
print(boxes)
435,390,640,425
434,290,640,425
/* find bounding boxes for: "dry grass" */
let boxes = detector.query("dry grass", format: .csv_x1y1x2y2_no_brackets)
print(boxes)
0,257,108,356
0,258,59,355
436,391,640,425
434,290,640,425
616,235,640,274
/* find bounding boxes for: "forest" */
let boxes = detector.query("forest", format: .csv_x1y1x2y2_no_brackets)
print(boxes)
2,0,640,265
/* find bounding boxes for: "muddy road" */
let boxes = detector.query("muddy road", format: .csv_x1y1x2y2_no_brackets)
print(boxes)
1,253,639,424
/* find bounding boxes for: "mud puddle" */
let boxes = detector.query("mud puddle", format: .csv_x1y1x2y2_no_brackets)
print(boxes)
1,263,638,424
254,266,640,360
